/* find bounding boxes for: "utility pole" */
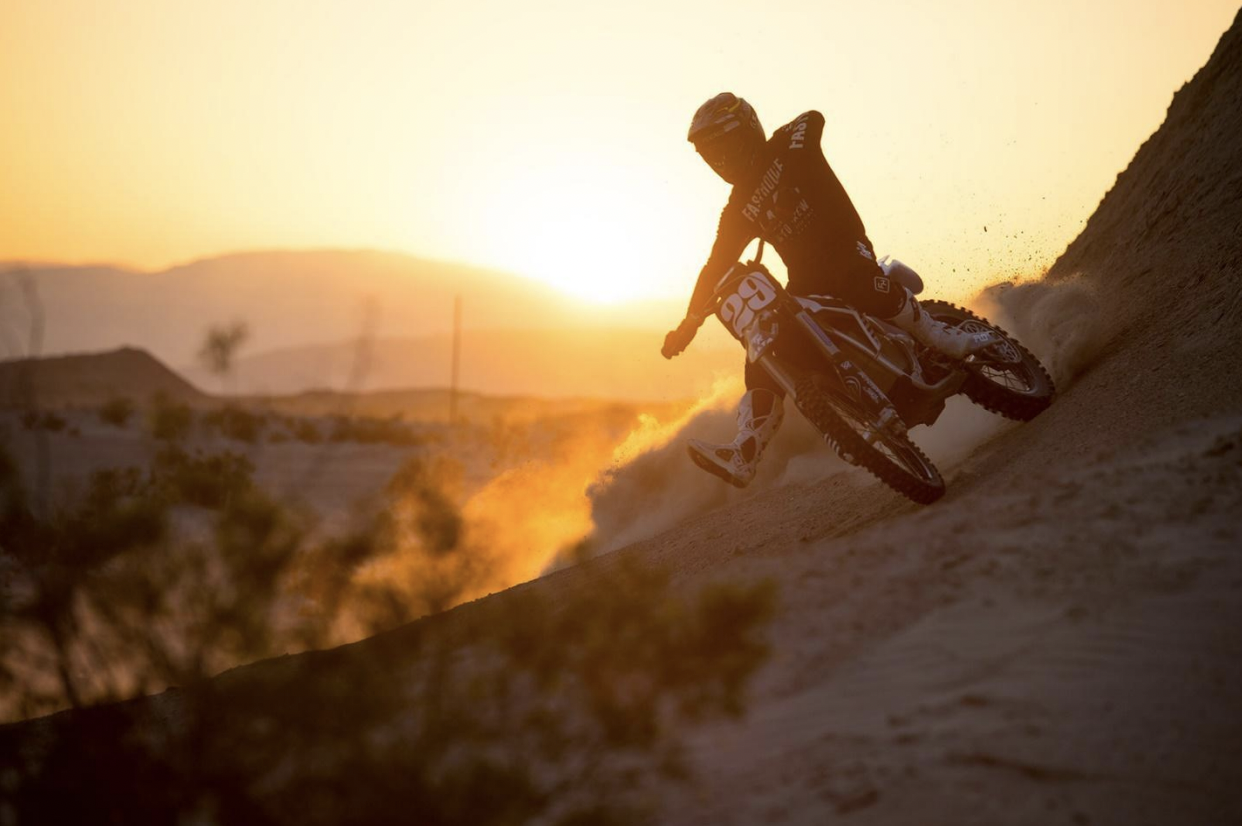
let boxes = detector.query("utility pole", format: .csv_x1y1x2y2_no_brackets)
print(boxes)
449,294,461,425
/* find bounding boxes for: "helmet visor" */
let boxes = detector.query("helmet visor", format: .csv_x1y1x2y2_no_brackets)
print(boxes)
695,126,751,178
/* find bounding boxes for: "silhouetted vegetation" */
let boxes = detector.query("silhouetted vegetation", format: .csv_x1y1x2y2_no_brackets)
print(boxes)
0,426,777,823
328,413,425,446
98,396,136,428
151,445,255,508
201,404,267,443
147,391,194,442
198,320,249,393
287,416,322,444
0,317,777,822
20,410,67,432
0,441,295,718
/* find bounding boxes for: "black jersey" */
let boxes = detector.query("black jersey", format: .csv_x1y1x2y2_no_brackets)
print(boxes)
687,111,874,314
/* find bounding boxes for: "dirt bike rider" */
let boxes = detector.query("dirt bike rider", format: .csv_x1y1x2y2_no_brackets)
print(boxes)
662,93,998,488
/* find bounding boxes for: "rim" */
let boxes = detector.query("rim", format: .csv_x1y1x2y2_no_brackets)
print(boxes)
822,388,939,485
955,319,1044,397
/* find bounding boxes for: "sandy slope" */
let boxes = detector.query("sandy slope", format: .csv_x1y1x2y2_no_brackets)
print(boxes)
641,413,1242,825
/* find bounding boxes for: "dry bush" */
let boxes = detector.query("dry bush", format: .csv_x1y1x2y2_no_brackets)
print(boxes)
2,555,776,826
147,392,194,442
150,445,256,509
288,416,323,444
0,434,778,825
0,444,309,719
201,405,267,444
19,410,67,433
328,414,425,446
98,396,135,428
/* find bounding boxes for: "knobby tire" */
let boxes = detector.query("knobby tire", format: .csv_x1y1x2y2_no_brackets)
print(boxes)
794,376,945,505
919,300,1055,422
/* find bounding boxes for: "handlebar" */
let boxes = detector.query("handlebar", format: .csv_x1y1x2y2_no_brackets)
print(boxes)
687,261,772,326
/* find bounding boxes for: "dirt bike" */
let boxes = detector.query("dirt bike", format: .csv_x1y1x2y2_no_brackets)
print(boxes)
688,251,1055,503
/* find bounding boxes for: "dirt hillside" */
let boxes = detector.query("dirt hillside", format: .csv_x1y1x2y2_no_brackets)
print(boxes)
0,346,210,408
3,9,1242,826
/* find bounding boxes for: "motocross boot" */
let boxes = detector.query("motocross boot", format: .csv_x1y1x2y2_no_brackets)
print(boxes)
889,291,1000,360
688,389,784,488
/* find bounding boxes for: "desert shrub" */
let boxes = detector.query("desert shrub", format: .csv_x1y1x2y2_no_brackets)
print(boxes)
198,320,249,382
147,392,193,442
385,457,462,555
150,445,255,509
329,414,423,446
289,417,322,444
0,439,779,825
0,443,310,719
0,456,159,570
0,451,169,712
202,405,266,443
1,545,777,826
98,397,135,428
247,561,775,825
20,410,67,432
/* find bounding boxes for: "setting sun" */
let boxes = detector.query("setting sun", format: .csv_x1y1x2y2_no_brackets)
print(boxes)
465,152,696,304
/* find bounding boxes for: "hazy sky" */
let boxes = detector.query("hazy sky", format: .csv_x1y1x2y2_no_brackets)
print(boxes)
2,0,1237,304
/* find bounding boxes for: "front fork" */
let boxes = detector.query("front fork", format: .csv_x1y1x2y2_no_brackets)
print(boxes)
752,308,908,441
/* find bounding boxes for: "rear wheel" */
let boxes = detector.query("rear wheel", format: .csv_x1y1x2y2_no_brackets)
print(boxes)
794,375,945,504
919,300,1055,421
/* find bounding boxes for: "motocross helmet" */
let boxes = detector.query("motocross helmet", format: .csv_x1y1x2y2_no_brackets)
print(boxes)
688,93,765,185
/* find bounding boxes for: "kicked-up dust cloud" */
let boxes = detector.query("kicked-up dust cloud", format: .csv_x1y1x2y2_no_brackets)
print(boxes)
907,273,1107,468
587,377,848,554
970,274,1105,388
346,404,681,619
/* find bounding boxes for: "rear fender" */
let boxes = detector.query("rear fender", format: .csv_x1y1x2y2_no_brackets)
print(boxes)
878,256,924,295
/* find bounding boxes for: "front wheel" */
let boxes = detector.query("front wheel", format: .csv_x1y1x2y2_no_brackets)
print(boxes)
919,300,1055,422
794,375,945,505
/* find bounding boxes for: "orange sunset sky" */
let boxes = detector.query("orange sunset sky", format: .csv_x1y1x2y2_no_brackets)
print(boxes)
2,0,1238,307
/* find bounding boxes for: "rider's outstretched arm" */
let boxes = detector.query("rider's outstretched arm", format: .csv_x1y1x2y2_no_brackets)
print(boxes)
686,202,754,320
665,205,755,360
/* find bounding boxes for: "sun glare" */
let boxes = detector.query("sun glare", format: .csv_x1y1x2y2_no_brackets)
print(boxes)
469,157,695,306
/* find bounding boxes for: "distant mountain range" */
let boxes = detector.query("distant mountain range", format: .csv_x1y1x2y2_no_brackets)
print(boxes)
0,249,729,400
0,250,686,394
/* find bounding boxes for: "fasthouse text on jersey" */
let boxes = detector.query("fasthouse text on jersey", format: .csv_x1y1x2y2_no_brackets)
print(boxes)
741,159,784,222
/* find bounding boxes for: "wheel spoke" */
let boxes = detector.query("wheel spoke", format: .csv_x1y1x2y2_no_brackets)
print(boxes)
830,396,936,483
921,299,1055,422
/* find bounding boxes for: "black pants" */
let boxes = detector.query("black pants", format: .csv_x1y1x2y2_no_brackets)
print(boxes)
744,244,903,396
